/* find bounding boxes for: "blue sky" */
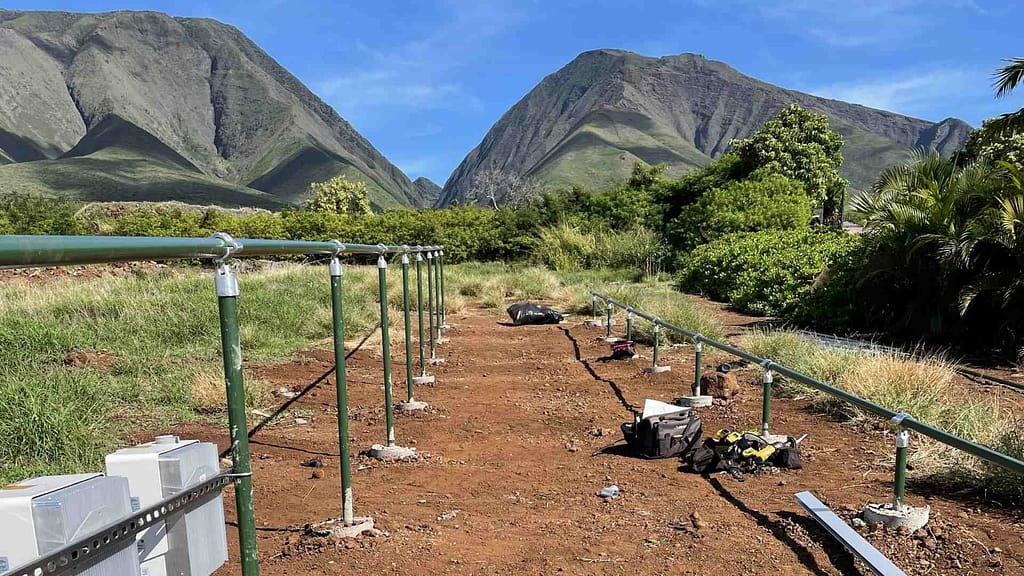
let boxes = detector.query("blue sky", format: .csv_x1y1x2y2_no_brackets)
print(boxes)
6,0,1024,185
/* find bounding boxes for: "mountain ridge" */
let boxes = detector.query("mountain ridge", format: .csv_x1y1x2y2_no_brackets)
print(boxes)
439,49,972,206
0,9,424,209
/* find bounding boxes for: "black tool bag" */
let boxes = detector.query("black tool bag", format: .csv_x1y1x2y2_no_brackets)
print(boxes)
621,411,702,459
507,302,564,325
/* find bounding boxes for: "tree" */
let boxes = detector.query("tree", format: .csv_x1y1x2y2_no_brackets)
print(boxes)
626,161,666,190
732,104,848,227
988,57,1024,136
306,175,372,215
466,168,539,210
960,118,1024,171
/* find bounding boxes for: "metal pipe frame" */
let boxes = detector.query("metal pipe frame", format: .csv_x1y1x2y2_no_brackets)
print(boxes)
590,291,1024,476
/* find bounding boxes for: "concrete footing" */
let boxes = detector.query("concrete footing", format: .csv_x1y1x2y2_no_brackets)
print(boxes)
428,357,446,365
396,400,429,412
413,375,435,385
600,336,625,343
644,365,672,374
862,502,930,531
315,516,375,539
368,444,418,461
584,318,613,328
675,395,713,408
436,337,450,345
762,434,791,445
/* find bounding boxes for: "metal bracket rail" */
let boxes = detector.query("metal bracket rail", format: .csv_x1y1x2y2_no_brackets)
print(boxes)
796,492,906,576
5,472,233,576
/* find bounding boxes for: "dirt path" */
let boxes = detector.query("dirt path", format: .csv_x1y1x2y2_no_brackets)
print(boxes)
185,307,1023,575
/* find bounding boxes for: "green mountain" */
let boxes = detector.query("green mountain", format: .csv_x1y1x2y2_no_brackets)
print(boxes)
412,177,442,206
440,50,972,206
0,10,424,209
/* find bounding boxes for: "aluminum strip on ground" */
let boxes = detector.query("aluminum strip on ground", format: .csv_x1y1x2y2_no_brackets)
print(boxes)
795,491,906,576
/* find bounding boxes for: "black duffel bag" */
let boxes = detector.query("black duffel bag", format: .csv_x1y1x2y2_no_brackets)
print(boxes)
621,411,703,459
507,302,563,325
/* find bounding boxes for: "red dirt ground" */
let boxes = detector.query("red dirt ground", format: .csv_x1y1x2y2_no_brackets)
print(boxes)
180,306,1022,576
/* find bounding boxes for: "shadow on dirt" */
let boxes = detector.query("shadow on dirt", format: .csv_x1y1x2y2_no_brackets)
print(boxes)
559,326,639,417
707,477,861,576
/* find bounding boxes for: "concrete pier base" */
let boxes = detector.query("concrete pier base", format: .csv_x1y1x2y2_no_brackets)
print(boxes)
436,337,450,345
428,357,446,365
396,400,429,412
315,517,375,539
413,375,435,385
584,318,613,328
863,503,930,531
644,365,672,374
368,444,418,461
675,395,713,408
600,336,625,343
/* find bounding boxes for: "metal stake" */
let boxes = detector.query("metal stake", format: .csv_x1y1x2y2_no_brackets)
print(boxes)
426,251,436,358
894,428,909,508
377,254,395,446
438,249,447,328
328,255,354,525
694,339,704,396
401,252,415,402
214,259,260,576
433,249,443,340
605,302,613,338
415,252,427,377
761,363,773,436
626,310,633,342
652,323,661,368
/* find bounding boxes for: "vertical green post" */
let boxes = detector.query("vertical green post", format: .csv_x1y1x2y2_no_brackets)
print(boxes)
415,252,427,376
626,310,633,342
605,302,613,338
438,249,447,329
214,260,260,576
328,254,354,525
432,248,443,340
401,252,415,402
652,323,661,368
761,364,773,436
693,339,703,396
377,254,395,446
893,428,909,508
426,251,436,358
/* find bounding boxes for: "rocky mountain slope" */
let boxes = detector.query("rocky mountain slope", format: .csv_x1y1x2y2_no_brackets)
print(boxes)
440,50,972,206
0,9,423,209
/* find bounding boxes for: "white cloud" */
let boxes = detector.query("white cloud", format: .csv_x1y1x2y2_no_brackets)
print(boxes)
810,70,973,115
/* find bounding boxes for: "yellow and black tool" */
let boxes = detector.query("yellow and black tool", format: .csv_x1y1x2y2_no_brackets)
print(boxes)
713,429,742,444
741,444,776,463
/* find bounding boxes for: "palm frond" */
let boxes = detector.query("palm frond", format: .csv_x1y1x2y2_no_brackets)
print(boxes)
994,57,1024,98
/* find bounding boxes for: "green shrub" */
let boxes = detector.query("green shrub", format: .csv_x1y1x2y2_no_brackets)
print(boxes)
669,173,812,250
678,229,862,317
0,194,83,235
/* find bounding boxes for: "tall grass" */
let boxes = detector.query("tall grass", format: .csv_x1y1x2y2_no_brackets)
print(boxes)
741,330,1019,496
536,222,667,277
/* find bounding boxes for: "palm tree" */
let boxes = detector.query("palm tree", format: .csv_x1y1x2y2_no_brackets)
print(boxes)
989,57,1024,135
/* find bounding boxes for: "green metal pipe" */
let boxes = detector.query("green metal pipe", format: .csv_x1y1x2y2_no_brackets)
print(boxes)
693,340,703,396
433,250,443,339
401,254,415,402
328,257,354,525
415,253,427,376
590,290,1024,475
605,303,613,338
439,249,447,328
0,235,427,268
761,368,773,436
215,263,260,576
652,323,661,368
894,429,909,508
426,251,436,358
377,255,396,446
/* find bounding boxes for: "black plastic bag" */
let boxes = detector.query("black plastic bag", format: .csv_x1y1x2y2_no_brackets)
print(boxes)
506,302,563,325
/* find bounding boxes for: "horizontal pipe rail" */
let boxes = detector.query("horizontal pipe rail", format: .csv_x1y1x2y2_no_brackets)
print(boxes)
0,235,440,268
591,291,1024,476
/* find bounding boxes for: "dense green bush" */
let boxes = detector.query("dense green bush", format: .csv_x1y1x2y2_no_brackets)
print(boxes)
670,172,812,250
536,222,667,276
0,194,82,235
678,229,863,317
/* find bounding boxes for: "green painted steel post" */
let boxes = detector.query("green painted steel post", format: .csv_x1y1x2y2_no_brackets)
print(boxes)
377,254,396,446
652,323,661,368
426,251,436,358
626,311,633,342
328,255,354,525
761,364,773,436
693,339,703,396
894,428,909,508
439,249,447,328
214,259,260,576
605,302,613,338
415,252,427,376
401,252,415,402
433,249,443,340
